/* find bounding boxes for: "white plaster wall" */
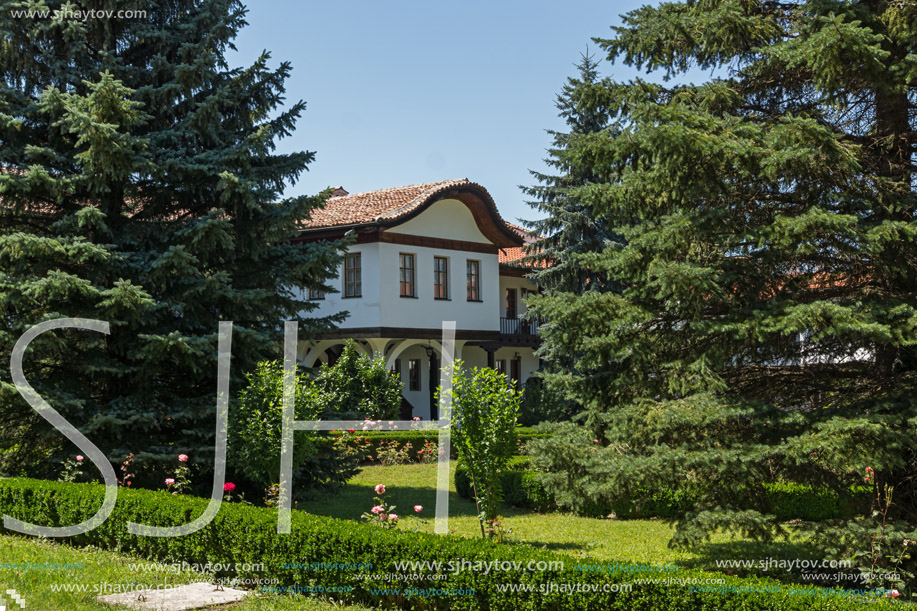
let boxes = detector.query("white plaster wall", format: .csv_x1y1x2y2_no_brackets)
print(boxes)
460,345,489,371
391,344,434,419
297,198,510,332
376,242,499,331
297,242,383,328
393,198,490,243
494,346,540,386
498,275,539,319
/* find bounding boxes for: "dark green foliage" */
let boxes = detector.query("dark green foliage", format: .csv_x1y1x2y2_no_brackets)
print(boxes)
229,360,360,496
521,53,623,295
521,54,625,386
310,341,402,420
519,376,576,426
529,424,873,522
526,0,917,596
455,459,555,512
0,2,345,476
0,477,888,610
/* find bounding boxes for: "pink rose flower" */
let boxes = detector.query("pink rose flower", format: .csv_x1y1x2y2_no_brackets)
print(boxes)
380,513,389,520
412,417,421,421
371,505,384,514
375,484,386,494
223,482,236,493
389,513,398,521
178,454,189,462
414,505,422,513
75,455,84,462
165,478,175,486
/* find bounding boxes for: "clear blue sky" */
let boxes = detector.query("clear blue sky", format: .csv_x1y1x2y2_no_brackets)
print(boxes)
229,0,654,225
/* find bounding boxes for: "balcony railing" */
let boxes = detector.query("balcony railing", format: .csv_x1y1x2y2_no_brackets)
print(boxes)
500,317,540,337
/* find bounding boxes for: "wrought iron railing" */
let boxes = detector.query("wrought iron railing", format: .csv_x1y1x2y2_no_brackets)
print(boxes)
500,317,540,336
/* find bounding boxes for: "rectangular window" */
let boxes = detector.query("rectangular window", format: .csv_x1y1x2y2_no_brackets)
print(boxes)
466,260,480,301
343,253,362,298
308,287,324,300
505,288,517,318
495,359,507,375
408,359,421,391
391,358,401,377
399,253,415,297
434,256,449,299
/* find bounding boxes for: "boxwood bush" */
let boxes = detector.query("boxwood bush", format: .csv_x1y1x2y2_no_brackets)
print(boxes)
0,478,885,610
347,427,550,463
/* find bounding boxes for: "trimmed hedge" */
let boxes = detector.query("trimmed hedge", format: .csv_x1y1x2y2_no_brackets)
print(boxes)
456,466,870,521
0,478,885,610
346,427,550,462
456,457,555,512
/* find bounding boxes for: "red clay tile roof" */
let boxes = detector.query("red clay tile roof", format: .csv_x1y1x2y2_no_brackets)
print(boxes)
500,222,549,268
303,179,472,229
300,178,522,248
499,246,528,265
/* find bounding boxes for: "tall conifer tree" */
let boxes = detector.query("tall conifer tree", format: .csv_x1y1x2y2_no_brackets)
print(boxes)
0,1,345,477
522,54,623,382
522,53,620,294
529,0,917,585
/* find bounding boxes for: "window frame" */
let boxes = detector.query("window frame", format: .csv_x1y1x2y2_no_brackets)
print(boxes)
505,288,517,318
399,253,416,298
308,287,324,301
433,256,449,300
343,252,362,298
408,358,421,391
466,259,481,301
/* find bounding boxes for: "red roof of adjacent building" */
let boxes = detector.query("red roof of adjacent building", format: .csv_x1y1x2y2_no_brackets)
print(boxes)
499,222,548,269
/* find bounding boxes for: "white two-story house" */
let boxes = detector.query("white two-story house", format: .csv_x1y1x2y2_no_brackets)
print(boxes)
293,179,541,419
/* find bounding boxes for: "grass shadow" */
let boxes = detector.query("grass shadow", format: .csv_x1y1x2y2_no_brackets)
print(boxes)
297,482,480,521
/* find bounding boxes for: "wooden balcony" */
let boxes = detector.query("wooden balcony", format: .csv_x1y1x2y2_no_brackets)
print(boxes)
499,316,541,346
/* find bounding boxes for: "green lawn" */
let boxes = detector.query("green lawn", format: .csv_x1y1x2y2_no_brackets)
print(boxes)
0,461,823,611
298,460,818,573
0,534,373,611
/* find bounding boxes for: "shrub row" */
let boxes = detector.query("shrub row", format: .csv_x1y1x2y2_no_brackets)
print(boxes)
0,478,884,610
342,427,549,462
455,465,870,521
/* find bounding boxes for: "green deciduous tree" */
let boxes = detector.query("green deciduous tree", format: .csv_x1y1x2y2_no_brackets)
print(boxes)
444,362,520,538
229,360,361,496
528,0,917,594
0,1,345,477
311,341,402,420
